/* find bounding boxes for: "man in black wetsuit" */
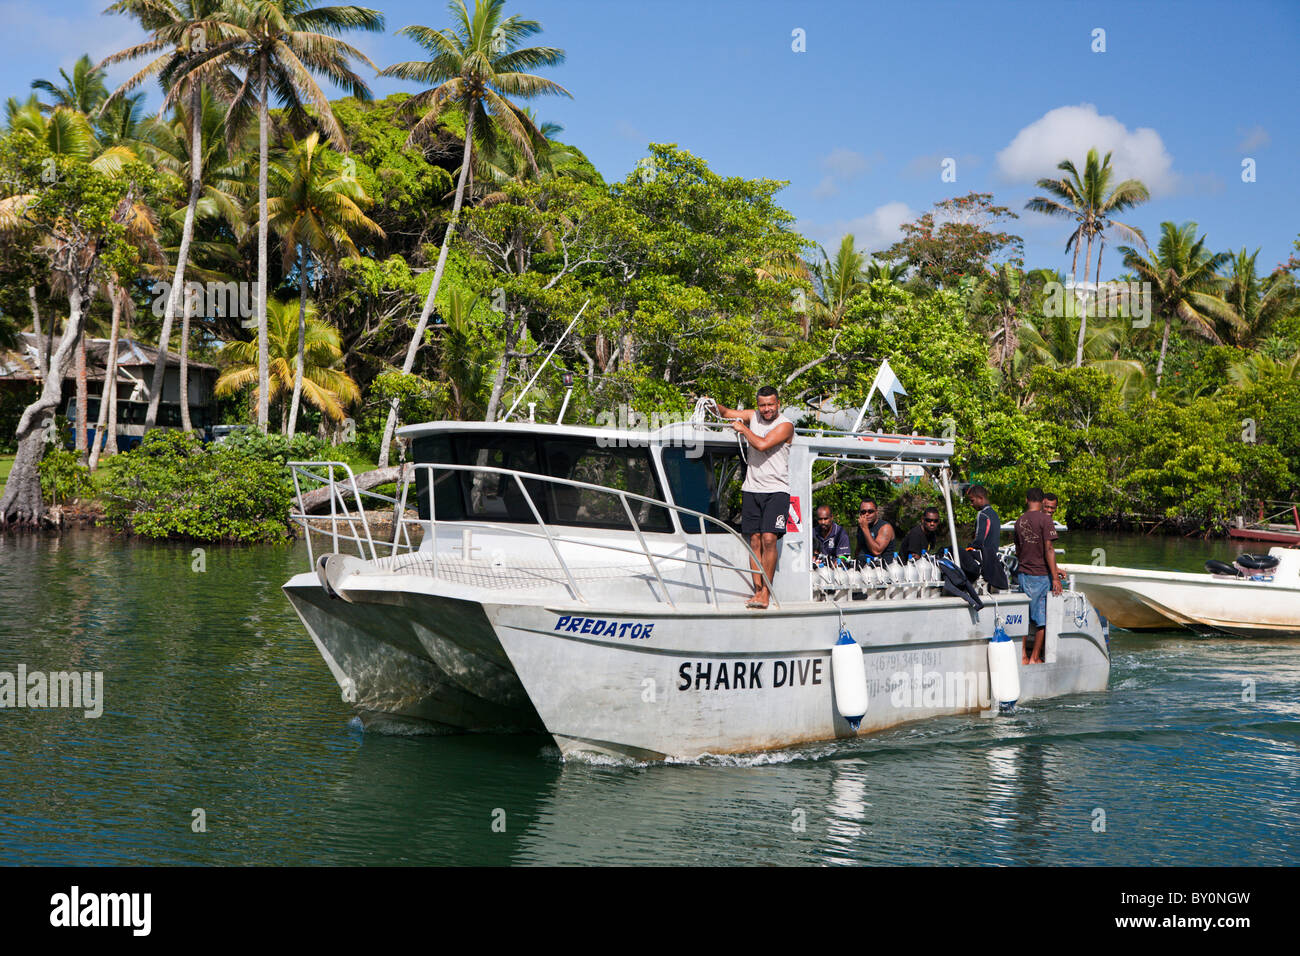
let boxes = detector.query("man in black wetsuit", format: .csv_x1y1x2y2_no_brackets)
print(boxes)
967,485,1009,590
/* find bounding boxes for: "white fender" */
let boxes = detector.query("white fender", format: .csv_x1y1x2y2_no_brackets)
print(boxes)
832,632,869,729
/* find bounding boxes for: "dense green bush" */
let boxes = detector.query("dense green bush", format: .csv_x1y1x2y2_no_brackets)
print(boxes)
101,431,293,542
37,447,94,505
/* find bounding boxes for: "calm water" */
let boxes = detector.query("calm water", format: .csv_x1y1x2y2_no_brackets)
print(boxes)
0,529,1296,866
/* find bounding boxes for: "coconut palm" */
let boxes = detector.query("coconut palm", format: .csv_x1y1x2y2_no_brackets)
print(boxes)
1025,148,1149,366
214,296,359,429
375,0,570,464
267,130,383,435
1119,222,1238,390
31,55,110,115
1228,350,1300,385
140,85,250,430
101,1,244,434
810,234,869,330
1220,248,1300,347
864,259,907,284
167,0,383,434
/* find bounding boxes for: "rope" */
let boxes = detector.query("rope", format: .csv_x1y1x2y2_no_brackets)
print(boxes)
692,396,748,465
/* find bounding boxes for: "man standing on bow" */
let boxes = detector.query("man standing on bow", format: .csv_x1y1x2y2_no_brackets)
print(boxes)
704,387,794,609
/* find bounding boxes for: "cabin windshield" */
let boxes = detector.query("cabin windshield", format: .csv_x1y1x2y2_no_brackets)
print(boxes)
412,431,672,532
660,446,745,533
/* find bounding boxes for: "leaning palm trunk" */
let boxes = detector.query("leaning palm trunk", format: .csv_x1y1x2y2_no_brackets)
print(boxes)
179,282,193,432
376,116,475,467
287,243,308,438
145,83,204,432
0,285,91,526
89,282,124,471
1155,312,1172,392
256,56,270,434
75,331,88,461
1075,230,1095,367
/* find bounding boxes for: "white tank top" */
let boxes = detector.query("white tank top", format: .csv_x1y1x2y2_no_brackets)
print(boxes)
741,411,793,493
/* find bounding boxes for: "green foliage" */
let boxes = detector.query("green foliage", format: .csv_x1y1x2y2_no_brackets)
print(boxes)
101,431,293,543
37,448,94,505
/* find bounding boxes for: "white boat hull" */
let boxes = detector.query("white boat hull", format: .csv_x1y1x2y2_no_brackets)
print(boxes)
285,571,1110,760
1061,561,1300,637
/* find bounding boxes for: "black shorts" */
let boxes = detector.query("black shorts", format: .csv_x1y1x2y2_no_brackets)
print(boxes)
742,491,790,536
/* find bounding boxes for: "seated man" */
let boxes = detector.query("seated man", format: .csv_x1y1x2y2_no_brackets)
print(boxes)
811,505,852,566
895,507,942,560
855,499,895,564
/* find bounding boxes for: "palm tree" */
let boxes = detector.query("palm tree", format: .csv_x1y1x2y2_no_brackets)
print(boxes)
215,296,359,429
1119,222,1237,390
1025,148,1149,366
810,234,868,330
1220,248,1300,347
1228,350,1300,386
267,130,383,435
31,55,110,115
171,0,383,434
139,84,251,431
864,259,907,284
375,0,570,465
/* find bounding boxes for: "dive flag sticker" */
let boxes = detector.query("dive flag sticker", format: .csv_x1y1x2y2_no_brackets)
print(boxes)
787,495,800,533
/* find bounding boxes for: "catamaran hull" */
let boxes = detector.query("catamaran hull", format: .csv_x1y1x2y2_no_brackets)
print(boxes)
1061,563,1300,637
285,572,1110,760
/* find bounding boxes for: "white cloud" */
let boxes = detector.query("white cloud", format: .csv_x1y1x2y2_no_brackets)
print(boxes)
802,201,914,258
1236,125,1270,152
997,104,1177,197
811,147,880,199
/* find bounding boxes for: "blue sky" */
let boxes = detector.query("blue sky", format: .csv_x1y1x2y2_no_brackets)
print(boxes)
4,0,1298,274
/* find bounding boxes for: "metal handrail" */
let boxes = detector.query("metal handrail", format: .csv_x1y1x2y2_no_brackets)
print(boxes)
412,461,778,607
287,460,780,607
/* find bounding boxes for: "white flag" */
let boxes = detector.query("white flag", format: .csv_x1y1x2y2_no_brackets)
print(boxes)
872,358,908,415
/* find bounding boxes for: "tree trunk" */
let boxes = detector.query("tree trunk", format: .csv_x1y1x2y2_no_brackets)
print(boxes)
1155,312,1171,391
483,310,526,423
1075,229,1094,367
256,55,270,434
287,242,307,438
29,286,46,378
377,107,476,467
145,82,204,432
179,281,193,432
89,282,124,472
75,329,88,462
1,285,90,526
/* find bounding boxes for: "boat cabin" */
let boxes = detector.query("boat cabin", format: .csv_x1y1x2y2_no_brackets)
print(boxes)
395,418,958,606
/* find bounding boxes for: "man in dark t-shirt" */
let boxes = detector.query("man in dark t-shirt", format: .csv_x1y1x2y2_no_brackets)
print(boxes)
896,507,942,559
812,505,852,566
1014,488,1062,664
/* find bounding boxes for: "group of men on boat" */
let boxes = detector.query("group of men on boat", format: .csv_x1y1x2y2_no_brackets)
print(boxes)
704,386,1067,664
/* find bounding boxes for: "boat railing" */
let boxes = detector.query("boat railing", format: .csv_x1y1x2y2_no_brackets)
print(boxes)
288,460,779,608
1239,500,1300,532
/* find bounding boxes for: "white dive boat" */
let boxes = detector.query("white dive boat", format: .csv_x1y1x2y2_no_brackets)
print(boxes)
1061,549,1300,638
283,418,1110,761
